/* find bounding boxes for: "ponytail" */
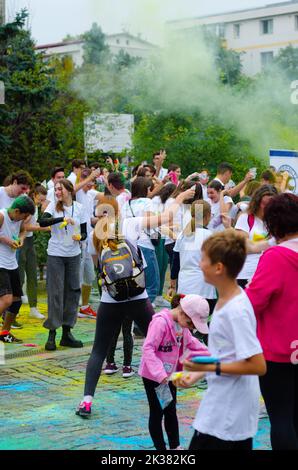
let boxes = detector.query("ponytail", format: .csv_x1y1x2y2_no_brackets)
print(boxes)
171,294,185,309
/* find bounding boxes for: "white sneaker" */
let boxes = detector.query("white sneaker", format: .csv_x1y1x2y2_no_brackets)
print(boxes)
155,296,171,308
29,308,45,319
21,295,29,304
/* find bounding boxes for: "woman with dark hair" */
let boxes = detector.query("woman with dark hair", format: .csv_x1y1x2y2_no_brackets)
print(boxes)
164,181,203,270
39,179,87,351
235,185,278,288
121,177,159,305
168,164,182,186
246,193,298,450
151,183,177,307
207,180,234,232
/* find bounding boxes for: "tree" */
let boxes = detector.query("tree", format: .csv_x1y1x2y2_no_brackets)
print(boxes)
82,23,110,67
273,45,298,80
112,49,142,71
0,11,88,181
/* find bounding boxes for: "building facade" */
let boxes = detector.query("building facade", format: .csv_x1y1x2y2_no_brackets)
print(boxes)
36,32,157,67
167,1,298,76
0,0,5,25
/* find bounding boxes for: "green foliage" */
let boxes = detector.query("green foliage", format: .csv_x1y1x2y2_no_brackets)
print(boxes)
82,23,110,67
34,231,50,267
0,11,88,182
112,49,142,71
273,45,298,81
133,112,261,181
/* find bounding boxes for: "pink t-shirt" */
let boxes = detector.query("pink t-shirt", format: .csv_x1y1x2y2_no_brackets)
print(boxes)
246,242,298,363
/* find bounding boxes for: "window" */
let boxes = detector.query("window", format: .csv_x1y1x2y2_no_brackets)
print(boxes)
234,24,240,39
261,19,273,35
295,15,298,30
261,51,274,68
216,23,226,38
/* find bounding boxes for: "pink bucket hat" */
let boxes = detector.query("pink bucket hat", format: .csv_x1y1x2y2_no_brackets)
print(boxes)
180,294,210,334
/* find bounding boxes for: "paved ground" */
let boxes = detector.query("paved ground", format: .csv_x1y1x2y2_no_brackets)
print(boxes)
0,293,271,451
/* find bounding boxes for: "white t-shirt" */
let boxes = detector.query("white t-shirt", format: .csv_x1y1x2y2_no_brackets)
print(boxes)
207,196,233,232
174,228,216,299
202,185,208,201
47,179,54,190
25,207,38,238
88,216,148,304
164,199,191,246
46,201,86,257
67,172,77,186
0,187,14,209
76,189,97,235
156,167,168,180
235,213,268,280
0,209,22,269
116,190,131,210
193,290,263,441
151,195,164,215
121,198,154,250
46,187,55,204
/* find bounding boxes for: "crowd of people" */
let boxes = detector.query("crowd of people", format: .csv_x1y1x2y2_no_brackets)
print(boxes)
0,151,297,451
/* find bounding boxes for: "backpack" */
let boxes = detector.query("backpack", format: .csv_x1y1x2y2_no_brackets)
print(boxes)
99,239,146,301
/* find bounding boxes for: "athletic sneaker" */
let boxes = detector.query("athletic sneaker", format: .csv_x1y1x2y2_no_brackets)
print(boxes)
0,331,23,343
78,305,97,318
75,401,92,418
122,366,135,378
29,308,45,319
197,378,208,390
103,363,119,375
11,320,23,329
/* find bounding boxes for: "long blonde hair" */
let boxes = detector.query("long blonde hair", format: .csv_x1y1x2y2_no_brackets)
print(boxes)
183,200,211,237
93,197,122,253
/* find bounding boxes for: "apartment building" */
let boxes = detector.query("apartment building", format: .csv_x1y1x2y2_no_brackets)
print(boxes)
167,1,298,76
36,32,157,67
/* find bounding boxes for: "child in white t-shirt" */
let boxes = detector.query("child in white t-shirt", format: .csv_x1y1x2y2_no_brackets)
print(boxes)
173,229,266,450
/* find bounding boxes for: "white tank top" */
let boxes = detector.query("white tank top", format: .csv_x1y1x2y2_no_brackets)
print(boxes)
0,209,22,269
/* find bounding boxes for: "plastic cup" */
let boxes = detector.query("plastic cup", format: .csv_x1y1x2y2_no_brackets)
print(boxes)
250,168,257,179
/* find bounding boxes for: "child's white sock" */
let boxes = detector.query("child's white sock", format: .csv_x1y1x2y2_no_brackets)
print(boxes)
83,395,93,403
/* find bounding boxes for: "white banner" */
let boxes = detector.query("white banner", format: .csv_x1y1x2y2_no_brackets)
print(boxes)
84,113,134,154
270,149,298,194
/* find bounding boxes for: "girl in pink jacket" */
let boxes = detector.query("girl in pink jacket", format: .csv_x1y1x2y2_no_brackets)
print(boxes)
139,294,210,450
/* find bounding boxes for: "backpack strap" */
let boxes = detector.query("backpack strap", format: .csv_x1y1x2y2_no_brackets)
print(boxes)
247,214,255,232
129,200,135,218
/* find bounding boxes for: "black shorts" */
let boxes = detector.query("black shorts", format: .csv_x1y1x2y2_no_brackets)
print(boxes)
0,268,23,298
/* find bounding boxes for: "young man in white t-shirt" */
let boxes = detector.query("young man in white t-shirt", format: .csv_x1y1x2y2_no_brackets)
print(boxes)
0,196,36,343
107,172,131,210
67,159,86,186
173,229,266,450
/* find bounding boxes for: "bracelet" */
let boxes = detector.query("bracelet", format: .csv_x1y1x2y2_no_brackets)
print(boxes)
215,361,221,376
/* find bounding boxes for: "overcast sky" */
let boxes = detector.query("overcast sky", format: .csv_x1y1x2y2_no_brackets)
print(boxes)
7,0,289,45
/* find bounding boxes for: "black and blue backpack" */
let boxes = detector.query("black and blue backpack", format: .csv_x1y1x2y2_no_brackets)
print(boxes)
99,239,145,301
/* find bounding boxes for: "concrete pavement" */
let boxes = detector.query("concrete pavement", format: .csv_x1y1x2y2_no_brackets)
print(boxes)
0,298,271,450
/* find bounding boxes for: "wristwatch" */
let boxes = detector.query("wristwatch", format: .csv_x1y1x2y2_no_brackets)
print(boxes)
215,361,221,376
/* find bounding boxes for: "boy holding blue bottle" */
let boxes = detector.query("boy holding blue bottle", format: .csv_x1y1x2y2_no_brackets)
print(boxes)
174,229,267,450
